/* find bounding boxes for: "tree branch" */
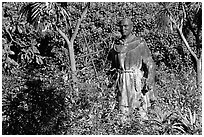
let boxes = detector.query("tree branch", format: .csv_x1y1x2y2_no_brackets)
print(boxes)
184,4,201,57
180,3,186,29
3,24,33,50
56,26,71,46
177,27,198,61
169,15,179,29
71,2,89,43
168,8,198,61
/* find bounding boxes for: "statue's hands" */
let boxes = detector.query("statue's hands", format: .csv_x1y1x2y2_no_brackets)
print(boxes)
106,68,116,75
106,68,118,88
146,79,153,91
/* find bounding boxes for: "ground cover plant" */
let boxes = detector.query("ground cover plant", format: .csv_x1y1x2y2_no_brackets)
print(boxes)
2,2,202,135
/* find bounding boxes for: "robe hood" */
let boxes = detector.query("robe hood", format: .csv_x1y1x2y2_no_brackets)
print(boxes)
114,34,145,53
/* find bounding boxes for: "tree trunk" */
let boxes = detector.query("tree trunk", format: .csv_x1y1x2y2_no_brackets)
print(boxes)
177,27,202,92
68,42,78,94
56,3,89,95
196,58,202,92
56,28,78,94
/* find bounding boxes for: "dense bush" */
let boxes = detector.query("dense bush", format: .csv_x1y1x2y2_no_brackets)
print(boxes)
2,68,66,134
2,63,201,135
2,2,202,135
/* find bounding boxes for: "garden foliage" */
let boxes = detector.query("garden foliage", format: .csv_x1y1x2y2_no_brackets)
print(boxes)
2,2,202,135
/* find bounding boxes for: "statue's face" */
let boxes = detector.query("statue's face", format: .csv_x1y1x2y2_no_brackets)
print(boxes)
120,19,133,38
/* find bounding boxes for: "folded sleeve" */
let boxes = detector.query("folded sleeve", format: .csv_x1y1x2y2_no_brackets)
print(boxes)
141,43,156,87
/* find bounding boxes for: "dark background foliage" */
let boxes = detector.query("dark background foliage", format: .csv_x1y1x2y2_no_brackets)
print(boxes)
2,2,202,135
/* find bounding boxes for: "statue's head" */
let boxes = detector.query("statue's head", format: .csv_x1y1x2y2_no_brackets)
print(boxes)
119,18,133,39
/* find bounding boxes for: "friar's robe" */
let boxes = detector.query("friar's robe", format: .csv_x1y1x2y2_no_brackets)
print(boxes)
108,34,156,117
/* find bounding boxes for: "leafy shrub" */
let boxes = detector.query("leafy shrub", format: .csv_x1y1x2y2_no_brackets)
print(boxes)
2,68,67,134
2,2,202,135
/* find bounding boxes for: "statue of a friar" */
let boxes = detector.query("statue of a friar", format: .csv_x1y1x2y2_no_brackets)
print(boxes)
107,18,156,120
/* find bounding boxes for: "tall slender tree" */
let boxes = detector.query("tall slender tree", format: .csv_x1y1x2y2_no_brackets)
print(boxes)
20,2,90,93
155,2,202,92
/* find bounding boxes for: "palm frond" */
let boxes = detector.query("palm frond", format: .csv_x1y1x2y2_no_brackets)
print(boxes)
155,8,173,31
19,3,31,18
158,2,171,8
155,8,172,32
19,2,46,29
188,2,202,13
20,2,72,31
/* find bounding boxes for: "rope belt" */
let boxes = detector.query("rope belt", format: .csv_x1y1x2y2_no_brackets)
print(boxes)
118,69,135,73
117,69,146,92
117,69,137,92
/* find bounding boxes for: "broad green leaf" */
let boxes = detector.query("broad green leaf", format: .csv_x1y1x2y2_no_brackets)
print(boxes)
17,25,23,33
8,50,15,55
188,107,193,125
36,56,43,65
172,125,186,133
25,54,30,61
7,57,19,66
32,46,40,54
